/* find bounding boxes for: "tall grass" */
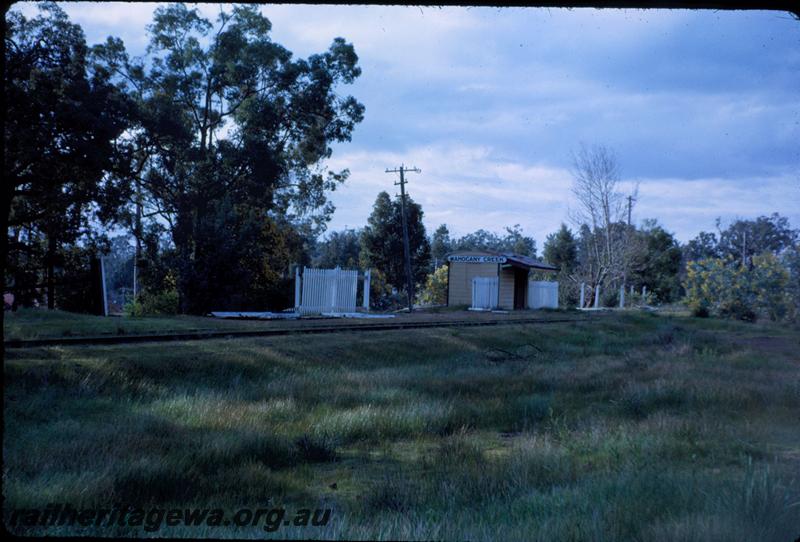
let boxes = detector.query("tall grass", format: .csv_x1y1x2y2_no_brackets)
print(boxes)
4,313,799,540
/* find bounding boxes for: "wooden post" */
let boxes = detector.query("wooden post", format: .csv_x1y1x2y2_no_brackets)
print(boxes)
100,256,109,317
294,266,301,310
363,269,371,311
46,233,56,309
580,282,585,309
594,283,600,309
619,285,625,308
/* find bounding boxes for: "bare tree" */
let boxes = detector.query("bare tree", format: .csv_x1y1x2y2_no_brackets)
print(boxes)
568,143,638,306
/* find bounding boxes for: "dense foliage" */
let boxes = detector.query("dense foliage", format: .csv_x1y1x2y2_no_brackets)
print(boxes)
684,253,793,321
4,3,133,312
90,3,364,313
3,6,797,323
4,2,364,316
360,191,431,297
451,225,537,257
682,215,799,322
629,221,683,303
420,265,449,305
314,228,362,269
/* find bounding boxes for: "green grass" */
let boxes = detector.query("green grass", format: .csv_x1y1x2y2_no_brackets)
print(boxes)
2,306,576,341
2,308,284,340
4,312,800,540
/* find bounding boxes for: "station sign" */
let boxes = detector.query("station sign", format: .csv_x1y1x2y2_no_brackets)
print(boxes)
447,255,507,264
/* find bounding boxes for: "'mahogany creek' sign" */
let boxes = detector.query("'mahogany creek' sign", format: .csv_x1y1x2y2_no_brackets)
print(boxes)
447,255,507,264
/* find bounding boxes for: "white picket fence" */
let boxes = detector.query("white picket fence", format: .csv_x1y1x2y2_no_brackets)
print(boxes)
471,277,499,310
297,267,359,315
528,281,559,309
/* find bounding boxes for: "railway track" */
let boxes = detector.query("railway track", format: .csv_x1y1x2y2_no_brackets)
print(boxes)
4,315,596,348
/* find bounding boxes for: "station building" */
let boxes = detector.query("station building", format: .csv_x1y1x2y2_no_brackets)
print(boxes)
446,250,558,310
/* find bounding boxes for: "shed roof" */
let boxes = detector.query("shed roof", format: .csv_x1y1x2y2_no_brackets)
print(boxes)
501,253,559,271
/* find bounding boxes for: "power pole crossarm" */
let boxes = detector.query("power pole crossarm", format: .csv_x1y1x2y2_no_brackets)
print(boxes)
386,165,421,312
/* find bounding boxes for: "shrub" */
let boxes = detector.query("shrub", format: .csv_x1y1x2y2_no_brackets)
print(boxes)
366,268,398,311
683,253,791,322
750,252,792,321
126,289,179,316
419,265,448,306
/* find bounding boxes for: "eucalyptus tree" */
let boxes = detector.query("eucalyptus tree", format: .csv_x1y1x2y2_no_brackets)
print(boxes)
716,214,798,267
543,224,578,274
430,224,452,268
92,3,365,312
4,2,133,316
314,229,362,270
453,225,537,257
630,220,682,303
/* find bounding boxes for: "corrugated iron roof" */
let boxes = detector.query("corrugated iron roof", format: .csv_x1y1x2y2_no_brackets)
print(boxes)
500,253,559,271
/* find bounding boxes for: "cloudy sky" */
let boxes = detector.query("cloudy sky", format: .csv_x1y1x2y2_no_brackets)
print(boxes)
13,3,800,246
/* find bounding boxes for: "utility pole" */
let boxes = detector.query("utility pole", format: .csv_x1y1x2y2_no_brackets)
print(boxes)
622,194,636,309
386,164,421,312
626,195,635,227
742,229,747,268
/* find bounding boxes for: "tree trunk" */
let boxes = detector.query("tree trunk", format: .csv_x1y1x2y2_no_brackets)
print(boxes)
173,196,197,314
46,231,56,310
1,195,11,359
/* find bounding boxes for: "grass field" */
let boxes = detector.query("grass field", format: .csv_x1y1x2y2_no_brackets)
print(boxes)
2,309,288,340
4,312,800,540
3,307,574,341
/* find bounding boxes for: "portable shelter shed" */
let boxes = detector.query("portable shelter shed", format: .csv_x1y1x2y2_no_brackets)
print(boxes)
446,250,558,310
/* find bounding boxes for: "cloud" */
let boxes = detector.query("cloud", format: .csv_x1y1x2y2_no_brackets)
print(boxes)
12,1,161,49
262,4,483,80
631,174,800,240
324,143,577,244
323,143,800,246
8,3,797,244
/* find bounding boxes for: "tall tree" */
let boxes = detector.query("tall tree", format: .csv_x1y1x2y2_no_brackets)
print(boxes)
684,215,797,271
91,3,364,313
630,220,682,303
683,231,720,262
543,223,579,306
430,224,452,268
453,229,504,253
4,2,133,318
569,143,637,300
453,225,537,257
543,224,578,274
716,214,798,266
314,228,361,269
360,191,431,294
502,224,537,257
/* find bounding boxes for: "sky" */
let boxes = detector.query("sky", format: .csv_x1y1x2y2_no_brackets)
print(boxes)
12,2,800,247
